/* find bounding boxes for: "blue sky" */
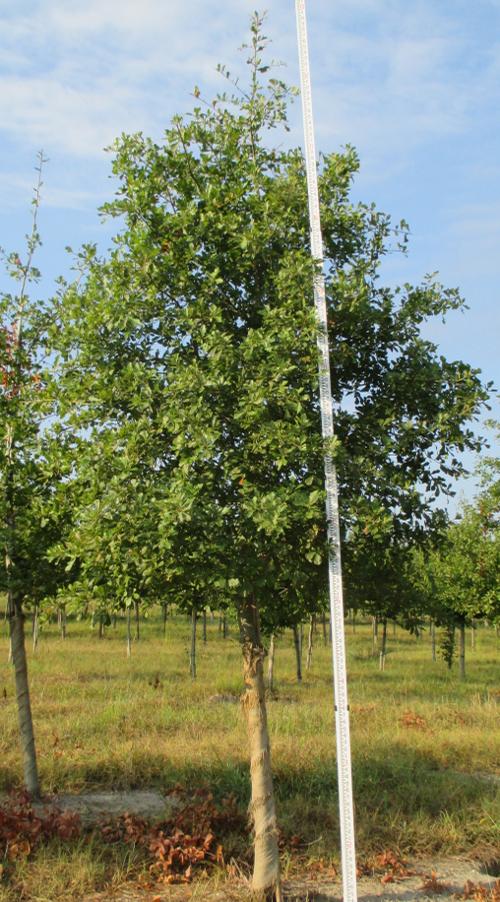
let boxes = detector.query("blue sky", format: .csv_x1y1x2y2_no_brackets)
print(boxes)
1,0,498,505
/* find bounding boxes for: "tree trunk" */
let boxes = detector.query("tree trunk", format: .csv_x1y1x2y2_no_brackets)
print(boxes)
222,612,228,639
189,609,197,679
379,618,388,671
292,625,302,683
372,616,378,656
60,605,67,640
202,608,207,643
134,600,140,641
459,621,466,680
267,633,275,693
470,624,476,650
431,620,436,662
126,606,132,658
8,594,40,798
162,602,168,638
98,615,104,639
306,615,314,670
351,609,356,634
321,611,328,645
238,596,281,901
32,604,39,653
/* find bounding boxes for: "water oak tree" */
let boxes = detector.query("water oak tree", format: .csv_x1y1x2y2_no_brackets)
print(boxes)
48,17,489,899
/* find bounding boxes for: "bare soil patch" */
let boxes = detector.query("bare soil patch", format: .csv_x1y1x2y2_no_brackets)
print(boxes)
45,790,178,825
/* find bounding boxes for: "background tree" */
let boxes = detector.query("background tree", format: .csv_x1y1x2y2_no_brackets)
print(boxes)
423,454,499,677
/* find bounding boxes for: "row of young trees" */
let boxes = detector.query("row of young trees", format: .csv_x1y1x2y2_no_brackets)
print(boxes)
1,16,497,900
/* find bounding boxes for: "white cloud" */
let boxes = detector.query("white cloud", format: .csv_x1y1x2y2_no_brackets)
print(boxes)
0,0,498,209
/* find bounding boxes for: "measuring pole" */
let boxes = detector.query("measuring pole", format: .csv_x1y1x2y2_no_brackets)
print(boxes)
295,3,357,900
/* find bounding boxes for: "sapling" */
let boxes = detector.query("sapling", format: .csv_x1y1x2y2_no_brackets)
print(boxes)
0,153,49,798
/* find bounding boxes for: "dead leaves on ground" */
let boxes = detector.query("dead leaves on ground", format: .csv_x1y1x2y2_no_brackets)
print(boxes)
0,791,81,864
100,788,244,885
420,870,452,894
463,879,500,901
0,788,243,888
359,849,414,884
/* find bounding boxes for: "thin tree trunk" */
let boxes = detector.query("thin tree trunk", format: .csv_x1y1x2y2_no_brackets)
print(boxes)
98,615,104,639
162,602,168,638
126,607,132,658
134,600,140,641
351,609,356,634
60,605,67,640
459,621,466,680
8,594,40,798
238,596,281,901
222,612,228,639
372,616,378,656
202,608,207,643
189,609,197,679
32,604,39,653
267,633,275,693
322,611,327,645
470,624,476,650
306,615,314,670
445,624,455,669
431,620,436,662
292,625,302,683
379,619,388,671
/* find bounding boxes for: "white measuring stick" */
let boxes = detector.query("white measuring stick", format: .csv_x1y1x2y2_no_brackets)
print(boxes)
295,3,358,900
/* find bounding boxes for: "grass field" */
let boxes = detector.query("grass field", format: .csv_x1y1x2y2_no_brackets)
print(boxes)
0,611,498,899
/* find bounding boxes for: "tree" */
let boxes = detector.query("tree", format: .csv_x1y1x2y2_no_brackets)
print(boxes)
343,523,437,668
423,452,499,677
48,15,489,898
0,154,52,798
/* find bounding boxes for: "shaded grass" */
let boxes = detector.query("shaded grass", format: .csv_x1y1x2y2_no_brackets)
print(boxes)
0,833,146,902
0,612,498,891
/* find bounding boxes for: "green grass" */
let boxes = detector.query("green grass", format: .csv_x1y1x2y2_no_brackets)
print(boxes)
0,611,498,897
